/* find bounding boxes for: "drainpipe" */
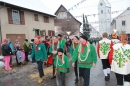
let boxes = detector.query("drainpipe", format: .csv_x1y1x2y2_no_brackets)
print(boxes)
0,3,5,44
0,20,1,43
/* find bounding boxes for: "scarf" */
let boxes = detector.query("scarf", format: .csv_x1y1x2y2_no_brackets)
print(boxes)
54,41,58,45
74,42,78,48
81,42,88,53
58,54,64,64
35,40,41,51
59,37,62,41
54,41,58,50
58,55,62,58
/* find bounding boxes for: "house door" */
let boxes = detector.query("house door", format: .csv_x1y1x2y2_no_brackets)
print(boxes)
35,29,40,36
6,34,26,49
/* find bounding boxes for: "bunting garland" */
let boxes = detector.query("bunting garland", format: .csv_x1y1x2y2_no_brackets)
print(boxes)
68,0,87,11
56,9,129,19
81,13,130,24
74,9,127,18
67,0,127,12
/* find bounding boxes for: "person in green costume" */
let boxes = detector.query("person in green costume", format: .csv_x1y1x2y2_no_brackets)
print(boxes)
72,34,97,86
30,35,47,84
70,36,80,83
57,34,66,55
49,36,59,79
54,48,70,86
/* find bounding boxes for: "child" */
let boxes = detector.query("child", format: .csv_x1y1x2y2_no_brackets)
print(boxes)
54,48,70,86
16,46,25,66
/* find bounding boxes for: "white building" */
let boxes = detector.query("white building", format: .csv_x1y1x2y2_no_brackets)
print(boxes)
111,7,130,35
89,24,100,38
98,0,111,36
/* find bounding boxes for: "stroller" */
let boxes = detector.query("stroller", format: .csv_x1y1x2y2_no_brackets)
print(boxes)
16,46,25,66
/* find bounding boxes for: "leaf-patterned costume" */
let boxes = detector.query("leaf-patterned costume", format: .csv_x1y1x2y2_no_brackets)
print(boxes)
97,38,113,59
111,39,120,45
109,43,130,75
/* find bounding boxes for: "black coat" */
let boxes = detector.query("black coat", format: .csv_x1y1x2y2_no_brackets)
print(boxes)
1,44,12,56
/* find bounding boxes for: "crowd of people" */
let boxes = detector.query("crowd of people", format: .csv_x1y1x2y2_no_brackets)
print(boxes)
97,32,130,86
1,32,130,86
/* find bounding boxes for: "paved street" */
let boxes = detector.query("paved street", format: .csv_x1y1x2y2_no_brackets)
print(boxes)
0,44,117,86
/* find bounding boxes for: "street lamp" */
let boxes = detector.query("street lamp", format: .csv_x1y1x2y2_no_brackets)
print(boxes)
66,20,70,38
66,31,71,38
113,28,117,33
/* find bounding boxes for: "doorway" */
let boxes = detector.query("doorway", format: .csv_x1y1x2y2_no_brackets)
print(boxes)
35,29,40,36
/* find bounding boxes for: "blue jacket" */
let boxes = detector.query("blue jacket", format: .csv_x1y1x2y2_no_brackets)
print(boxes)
9,42,14,53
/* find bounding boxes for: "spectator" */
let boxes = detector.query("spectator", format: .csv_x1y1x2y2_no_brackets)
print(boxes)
23,39,30,62
1,38,12,70
8,38,14,67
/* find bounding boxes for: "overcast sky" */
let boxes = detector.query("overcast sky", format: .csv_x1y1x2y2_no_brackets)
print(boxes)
41,0,130,31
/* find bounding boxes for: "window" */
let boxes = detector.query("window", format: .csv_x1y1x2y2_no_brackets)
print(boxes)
101,10,103,14
57,12,67,19
62,27,67,32
44,16,49,23
122,21,126,26
48,30,55,36
40,30,46,37
34,14,39,21
7,8,25,25
12,10,20,24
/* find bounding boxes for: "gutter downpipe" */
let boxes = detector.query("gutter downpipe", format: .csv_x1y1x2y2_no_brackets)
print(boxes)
0,3,5,54
0,3,5,44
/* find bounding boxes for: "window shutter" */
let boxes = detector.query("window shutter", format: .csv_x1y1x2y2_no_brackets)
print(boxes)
47,17,49,23
40,30,43,37
20,11,25,25
52,31,55,36
44,16,49,23
34,14,38,21
44,16,46,22
40,30,46,37
48,30,51,36
7,8,13,24
44,30,46,37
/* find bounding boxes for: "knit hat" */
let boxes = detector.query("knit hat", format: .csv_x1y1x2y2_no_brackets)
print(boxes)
31,39,34,42
58,34,62,37
80,34,88,41
57,48,63,53
25,39,28,41
112,33,117,39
